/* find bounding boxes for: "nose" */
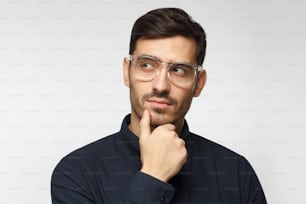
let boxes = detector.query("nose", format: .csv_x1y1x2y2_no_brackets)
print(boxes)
152,66,170,93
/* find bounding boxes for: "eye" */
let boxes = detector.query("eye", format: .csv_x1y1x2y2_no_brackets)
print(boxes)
136,57,158,72
140,62,154,69
169,64,191,77
173,67,186,74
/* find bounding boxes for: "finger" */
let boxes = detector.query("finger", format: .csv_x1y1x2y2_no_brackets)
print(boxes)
163,124,176,131
180,139,186,147
139,110,151,138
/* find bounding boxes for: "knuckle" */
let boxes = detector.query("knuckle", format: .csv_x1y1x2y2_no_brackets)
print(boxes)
170,132,177,139
180,139,185,145
182,149,188,160
177,138,185,146
165,124,175,131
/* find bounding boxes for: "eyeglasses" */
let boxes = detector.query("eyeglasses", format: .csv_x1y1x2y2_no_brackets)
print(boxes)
128,55,202,86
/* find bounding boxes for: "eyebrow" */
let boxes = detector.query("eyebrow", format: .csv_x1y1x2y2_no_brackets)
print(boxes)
136,53,196,66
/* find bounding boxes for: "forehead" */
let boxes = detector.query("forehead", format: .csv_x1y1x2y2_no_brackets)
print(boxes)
133,36,197,64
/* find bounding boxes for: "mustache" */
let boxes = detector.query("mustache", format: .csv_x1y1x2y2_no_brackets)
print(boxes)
142,91,177,105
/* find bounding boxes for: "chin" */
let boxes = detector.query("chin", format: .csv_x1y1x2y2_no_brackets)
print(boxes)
149,110,175,126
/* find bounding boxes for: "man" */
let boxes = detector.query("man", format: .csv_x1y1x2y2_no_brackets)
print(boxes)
51,8,267,204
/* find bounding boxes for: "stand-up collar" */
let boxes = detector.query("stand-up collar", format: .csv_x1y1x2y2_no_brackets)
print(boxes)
120,114,190,154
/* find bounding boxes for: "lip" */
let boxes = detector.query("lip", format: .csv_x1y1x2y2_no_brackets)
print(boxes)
147,98,171,109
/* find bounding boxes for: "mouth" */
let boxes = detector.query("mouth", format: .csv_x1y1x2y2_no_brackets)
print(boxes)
146,98,172,110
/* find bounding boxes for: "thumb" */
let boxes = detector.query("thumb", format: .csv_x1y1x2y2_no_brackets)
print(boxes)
139,110,151,138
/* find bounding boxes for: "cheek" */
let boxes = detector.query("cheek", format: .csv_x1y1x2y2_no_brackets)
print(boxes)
175,88,194,110
129,80,148,104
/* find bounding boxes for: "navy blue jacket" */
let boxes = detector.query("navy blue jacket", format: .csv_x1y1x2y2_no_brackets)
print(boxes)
51,115,267,204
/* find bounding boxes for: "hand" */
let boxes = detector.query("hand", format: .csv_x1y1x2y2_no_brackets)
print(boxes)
139,110,187,183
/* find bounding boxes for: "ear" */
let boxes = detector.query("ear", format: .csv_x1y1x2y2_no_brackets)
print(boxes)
193,69,207,97
123,57,131,87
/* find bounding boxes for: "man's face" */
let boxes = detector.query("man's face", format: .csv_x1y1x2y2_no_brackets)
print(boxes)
123,36,206,132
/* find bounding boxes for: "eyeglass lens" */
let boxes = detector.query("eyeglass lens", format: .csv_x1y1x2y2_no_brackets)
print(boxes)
132,56,196,86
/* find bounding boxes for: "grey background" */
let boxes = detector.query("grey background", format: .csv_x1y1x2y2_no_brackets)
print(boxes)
0,0,305,203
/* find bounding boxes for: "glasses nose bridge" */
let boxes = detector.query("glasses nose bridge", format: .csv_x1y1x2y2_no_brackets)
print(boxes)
154,60,172,82
156,60,171,73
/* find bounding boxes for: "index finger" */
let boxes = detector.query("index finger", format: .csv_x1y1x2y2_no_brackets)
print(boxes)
139,110,151,138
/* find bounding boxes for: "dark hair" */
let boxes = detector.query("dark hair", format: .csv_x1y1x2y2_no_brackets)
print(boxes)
129,8,207,65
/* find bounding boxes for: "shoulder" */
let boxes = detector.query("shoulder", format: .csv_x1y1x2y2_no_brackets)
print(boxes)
188,132,260,182
188,132,242,158
187,133,267,203
187,132,255,170
53,132,121,172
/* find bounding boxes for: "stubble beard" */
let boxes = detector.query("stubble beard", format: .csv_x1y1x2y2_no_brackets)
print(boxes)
129,81,193,132
131,96,175,129
129,87,178,129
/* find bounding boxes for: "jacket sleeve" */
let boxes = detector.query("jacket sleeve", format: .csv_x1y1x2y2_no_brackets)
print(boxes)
125,171,175,204
238,156,267,204
51,157,175,204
